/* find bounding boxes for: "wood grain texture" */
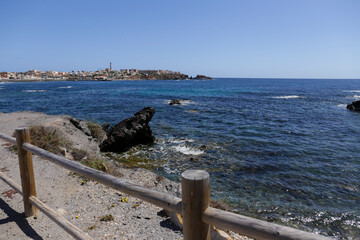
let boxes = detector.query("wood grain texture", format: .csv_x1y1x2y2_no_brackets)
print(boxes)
203,207,330,240
0,171,23,196
0,132,17,144
22,142,183,214
181,170,210,240
16,128,37,217
29,196,92,240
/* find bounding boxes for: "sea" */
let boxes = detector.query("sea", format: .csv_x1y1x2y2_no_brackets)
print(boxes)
0,78,359,239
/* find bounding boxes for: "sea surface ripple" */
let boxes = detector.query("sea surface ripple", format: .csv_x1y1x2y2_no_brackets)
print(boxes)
0,78,359,239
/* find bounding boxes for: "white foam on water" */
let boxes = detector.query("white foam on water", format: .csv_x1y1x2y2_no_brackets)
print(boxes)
169,138,195,144
343,90,360,93
337,104,347,108
172,145,204,155
165,100,196,105
58,86,73,89
181,100,195,105
22,90,48,93
353,95,360,98
344,220,360,227
272,95,304,99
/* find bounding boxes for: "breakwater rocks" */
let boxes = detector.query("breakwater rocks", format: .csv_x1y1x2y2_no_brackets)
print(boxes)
347,100,360,111
100,107,156,153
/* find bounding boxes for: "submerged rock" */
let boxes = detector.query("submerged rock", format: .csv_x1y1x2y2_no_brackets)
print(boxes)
169,99,184,105
100,107,155,153
347,100,360,111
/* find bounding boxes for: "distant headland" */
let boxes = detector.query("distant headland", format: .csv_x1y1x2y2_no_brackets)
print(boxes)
0,66,211,82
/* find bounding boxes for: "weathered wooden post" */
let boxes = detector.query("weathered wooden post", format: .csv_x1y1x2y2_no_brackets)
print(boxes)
181,170,210,240
16,127,37,217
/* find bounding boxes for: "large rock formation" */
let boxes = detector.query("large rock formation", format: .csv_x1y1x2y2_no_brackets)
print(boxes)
100,107,155,153
347,100,360,111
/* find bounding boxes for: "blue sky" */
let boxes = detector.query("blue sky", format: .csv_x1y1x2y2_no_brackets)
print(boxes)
0,0,359,78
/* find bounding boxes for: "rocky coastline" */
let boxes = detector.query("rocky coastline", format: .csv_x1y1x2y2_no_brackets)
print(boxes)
1,70,212,82
0,110,246,239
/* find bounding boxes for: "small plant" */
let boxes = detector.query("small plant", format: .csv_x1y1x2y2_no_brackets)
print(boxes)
86,122,106,142
104,152,161,170
28,126,70,154
81,156,108,172
100,214,114,222
71,148,88,161
88,225,96,230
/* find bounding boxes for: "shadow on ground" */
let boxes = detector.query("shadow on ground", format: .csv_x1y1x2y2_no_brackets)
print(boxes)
157,210,182,232
0,198,43,240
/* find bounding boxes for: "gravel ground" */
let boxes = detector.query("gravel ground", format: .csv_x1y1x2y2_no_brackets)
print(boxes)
0,111,183,239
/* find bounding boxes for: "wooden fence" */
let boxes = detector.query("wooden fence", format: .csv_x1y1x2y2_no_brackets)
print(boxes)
0,128,330,240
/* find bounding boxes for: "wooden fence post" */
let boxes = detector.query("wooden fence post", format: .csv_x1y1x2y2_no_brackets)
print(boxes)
16,127,37,217
181,170,210,240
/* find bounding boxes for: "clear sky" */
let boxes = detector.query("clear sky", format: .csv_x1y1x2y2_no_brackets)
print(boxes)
0,0,359,78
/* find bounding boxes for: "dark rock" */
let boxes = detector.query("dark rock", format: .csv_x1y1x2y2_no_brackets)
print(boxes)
347,100,360,111
100,107,155,153
69,117,91,136
101,123,111,132
193,74,212,80
199,145,208,151
169,99,184,105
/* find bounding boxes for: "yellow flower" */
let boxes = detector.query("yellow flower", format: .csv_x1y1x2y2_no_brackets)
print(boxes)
76,216,79,219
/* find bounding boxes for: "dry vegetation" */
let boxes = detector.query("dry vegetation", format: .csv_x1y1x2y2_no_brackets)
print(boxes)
86,122,106,142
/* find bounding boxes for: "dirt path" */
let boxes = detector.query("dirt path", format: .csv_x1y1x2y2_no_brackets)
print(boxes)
0,111,182,239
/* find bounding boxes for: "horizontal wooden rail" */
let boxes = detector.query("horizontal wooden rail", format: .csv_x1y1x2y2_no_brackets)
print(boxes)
1,130,331,240
29,196,92,240
22,142,182,214
0,171,91,240
203,207,329,240
0,171,23,196
0,132,17,144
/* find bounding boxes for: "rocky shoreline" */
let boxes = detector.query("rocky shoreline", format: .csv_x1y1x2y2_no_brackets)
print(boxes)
0,111,247,239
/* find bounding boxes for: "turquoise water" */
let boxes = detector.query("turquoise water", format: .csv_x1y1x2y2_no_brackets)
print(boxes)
0,79,359,239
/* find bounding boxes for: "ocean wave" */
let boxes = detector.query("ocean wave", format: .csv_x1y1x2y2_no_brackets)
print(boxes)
353,95,360,98
272,95,304,99
337,104,347,108
165,100,196,105
172,145,204,155
58,86,73,89
343,90,360,93
169,138,195,144
22,90,48,93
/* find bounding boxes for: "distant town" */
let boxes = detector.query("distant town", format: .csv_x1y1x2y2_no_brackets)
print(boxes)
0,64,211,81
